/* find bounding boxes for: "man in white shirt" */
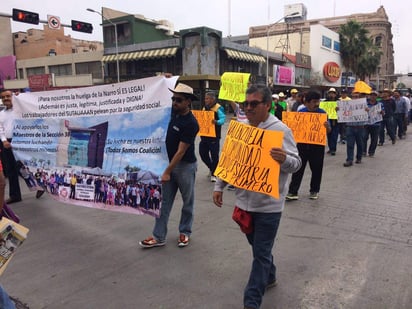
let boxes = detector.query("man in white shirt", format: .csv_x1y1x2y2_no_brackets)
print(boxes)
0,89,22,203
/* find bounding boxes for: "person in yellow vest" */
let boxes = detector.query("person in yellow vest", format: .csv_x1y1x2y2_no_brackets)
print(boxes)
199,92,226,182
325,88,339,155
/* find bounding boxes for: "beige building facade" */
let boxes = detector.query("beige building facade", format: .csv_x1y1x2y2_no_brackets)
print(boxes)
249,6,395,91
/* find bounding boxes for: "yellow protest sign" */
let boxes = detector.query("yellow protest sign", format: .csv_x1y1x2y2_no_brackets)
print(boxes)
192,110,216,137
319,101,338,119
215,120,284,199
282,112,327,146
218,72,251,102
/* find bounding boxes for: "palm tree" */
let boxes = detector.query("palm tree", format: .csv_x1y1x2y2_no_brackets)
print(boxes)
339,20,370,86
357,40,382,81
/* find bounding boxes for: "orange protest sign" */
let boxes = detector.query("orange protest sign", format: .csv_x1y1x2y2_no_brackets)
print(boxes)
282,112,327,146
192,110,216,137
215,120,284,198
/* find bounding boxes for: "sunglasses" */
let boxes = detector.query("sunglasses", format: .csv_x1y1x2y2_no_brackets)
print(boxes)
240,100,264,109
171,96,186,103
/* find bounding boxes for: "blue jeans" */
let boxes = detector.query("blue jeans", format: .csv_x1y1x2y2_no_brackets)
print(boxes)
346,126,365,162
153,161,197,242
363,125,380,155
0,285,15,309
244,212,282,309
393,113,405,138
379,117,395,143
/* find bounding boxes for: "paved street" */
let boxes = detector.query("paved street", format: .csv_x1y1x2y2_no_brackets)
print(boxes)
2,120,412,309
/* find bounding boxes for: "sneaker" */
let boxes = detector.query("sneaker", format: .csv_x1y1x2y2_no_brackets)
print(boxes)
139,236,165,248
178,234,190,247
330,151,336,156
285,193,298,201
309,192,319,200
378,142,383,146
343,161,353,167
266,279,278,289
210,176,217,182
355,159,362,164
227,185,235,191
392,139,396,145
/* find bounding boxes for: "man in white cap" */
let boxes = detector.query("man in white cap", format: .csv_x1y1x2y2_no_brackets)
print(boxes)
270,94,283,120
277,92,287,112
325,88,339,155
140,83,199,248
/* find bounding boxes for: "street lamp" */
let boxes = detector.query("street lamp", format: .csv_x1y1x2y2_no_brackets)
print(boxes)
266,12,299,85
87,8,120,83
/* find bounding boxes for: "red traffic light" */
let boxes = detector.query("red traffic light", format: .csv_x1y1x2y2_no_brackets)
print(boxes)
12,8,39,25
71,20,93,33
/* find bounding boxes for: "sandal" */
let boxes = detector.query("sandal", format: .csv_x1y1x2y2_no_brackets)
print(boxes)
139,236,165,248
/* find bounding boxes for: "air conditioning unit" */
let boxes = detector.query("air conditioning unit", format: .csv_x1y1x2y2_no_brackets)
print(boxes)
156,20,174,36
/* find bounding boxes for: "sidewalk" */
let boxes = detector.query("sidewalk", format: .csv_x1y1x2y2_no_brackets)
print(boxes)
2,123,412,309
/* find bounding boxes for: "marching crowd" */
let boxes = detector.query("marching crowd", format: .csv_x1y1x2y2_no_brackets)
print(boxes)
0,82,409,309
139,84,410,309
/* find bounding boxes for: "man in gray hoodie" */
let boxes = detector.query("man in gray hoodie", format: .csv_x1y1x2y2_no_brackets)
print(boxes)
213,84,301,309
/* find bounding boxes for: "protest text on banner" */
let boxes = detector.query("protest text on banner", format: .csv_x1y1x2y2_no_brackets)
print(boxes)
191,110,216,137
218,72,250,102
319,101,338,120
337,98,368,123
282,112,327,145
215,120,283,198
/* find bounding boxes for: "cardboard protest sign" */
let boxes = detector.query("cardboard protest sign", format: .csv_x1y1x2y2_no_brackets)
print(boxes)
368,104,383,124
191,110,216,137
319,101,338,119
282,112,328,146
337,98,368,123
218,72,250,103
215,120,284,199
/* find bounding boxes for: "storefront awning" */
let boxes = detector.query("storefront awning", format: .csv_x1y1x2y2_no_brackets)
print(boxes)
102,47,178,63
224,49,265,63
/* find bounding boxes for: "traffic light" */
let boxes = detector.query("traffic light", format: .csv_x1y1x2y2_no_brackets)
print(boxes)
71,20,93,33
12,8,39,25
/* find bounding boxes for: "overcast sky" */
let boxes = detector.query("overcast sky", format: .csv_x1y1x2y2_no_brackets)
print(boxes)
1,0,410,73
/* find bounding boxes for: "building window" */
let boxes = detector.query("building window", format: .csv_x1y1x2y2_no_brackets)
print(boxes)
333,41,340,52
322,35,332,49
103,22,131,46
75,61,102,79
117,23,131,43
49,64,72,76
27,67,45,76
375,36,382,47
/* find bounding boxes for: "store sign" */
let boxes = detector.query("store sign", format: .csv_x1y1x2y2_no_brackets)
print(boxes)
323,62,341,83
28,74,53,89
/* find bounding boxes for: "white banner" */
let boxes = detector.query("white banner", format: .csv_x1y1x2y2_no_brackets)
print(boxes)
11,75,179,217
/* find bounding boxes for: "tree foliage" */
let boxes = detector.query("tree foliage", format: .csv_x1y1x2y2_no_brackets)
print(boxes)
339,20,382,83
